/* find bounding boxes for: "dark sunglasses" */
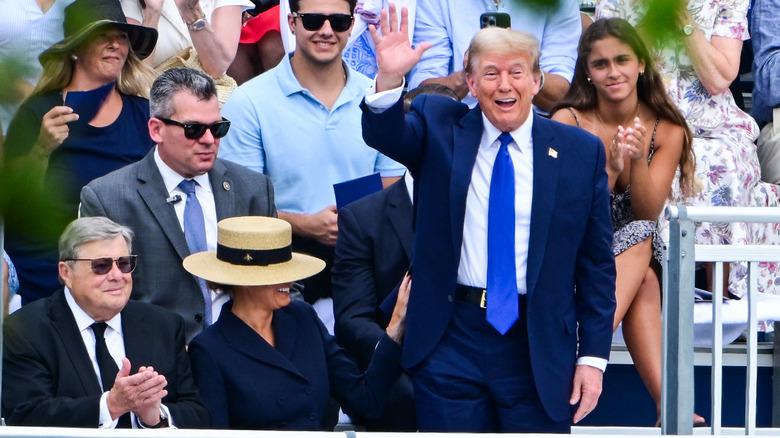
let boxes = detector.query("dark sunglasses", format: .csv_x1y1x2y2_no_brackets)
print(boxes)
65,256,138,275
292,12,353,32
158,117,231,139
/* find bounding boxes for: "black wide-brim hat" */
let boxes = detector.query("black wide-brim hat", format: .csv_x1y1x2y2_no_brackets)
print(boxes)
39,0,158,64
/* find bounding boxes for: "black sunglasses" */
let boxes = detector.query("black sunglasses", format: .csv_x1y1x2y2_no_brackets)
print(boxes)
292,12,353,32
158,117,231,139
65,256,138,275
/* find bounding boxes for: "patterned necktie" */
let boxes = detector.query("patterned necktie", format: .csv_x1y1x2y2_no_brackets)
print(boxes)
178,179,212,326
91,322,118,391
487,132,519,334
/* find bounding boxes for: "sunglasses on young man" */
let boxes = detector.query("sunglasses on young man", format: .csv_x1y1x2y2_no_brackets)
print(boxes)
65,256,138,275
292,12,353,32
158,117,231,139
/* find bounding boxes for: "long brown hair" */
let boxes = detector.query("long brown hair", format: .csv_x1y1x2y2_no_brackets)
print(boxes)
554,17,695,197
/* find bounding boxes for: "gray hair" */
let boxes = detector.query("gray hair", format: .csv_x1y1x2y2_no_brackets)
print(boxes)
149,67,217,119
59,217,134,262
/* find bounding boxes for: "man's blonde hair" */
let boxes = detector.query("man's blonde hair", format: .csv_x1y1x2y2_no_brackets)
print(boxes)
465,27,541,76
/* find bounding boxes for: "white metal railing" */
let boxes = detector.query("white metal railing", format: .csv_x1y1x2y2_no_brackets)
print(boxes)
664,206,780,435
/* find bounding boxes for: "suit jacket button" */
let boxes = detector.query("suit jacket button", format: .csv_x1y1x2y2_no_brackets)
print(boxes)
447,294,453,302
308,413,317,421
305,386,313,394
194,313,203,323
278,397,285,405
279,421,287,427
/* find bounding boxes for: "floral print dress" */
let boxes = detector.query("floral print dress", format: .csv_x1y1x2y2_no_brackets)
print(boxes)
597,0,780,297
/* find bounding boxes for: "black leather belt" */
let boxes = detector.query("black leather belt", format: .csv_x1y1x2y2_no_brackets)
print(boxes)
455,285,487,308
455,285,526,309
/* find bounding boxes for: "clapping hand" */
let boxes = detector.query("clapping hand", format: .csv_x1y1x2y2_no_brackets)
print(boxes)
370,3,431,92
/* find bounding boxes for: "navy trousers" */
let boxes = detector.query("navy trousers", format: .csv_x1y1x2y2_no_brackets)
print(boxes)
410,296,571,433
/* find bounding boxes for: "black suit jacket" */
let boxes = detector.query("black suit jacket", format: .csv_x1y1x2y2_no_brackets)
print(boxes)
332,178,413,369
80,151,276,341
2,290,210,427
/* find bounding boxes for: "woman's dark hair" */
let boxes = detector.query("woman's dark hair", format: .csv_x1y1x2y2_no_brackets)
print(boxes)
554,17,695,196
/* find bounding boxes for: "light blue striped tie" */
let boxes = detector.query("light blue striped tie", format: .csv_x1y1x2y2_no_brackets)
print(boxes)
179,179,212,326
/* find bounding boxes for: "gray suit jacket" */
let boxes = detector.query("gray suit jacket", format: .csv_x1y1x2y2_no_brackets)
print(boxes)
80,151,276,342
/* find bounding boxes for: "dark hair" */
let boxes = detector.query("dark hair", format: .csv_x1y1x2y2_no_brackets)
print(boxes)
403,83,459,112
150,67,217,119
554,17,695,196
289,0,357,13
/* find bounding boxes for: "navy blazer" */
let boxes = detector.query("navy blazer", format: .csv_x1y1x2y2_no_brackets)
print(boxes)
332,178,413,369
2,290,210,427
80,152,277,342
361,95,616,422
188,300,403,430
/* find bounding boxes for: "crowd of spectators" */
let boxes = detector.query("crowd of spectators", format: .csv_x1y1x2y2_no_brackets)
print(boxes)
1,0,779,432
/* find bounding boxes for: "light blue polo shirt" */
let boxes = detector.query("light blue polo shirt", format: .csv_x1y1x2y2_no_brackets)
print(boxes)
219,54,405,215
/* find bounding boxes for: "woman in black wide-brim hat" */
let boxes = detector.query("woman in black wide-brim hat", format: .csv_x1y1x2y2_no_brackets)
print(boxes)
3,0,159,304
185,216,410,430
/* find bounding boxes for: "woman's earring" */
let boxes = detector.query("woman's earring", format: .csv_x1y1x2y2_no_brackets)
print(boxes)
587,77,592,84
639,69,645,76
71,54,78,61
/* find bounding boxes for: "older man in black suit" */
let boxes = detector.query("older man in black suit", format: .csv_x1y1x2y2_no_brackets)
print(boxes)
80,68,276,342
2,217,209,428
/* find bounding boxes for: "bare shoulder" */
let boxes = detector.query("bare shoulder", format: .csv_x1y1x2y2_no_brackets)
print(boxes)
653,117,685,151
550,107,577,126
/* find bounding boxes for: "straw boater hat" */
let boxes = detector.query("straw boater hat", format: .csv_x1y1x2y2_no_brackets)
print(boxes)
183,217,326,286
39,0,158,64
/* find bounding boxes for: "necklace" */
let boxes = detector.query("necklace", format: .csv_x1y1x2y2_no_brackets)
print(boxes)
595,102,640,132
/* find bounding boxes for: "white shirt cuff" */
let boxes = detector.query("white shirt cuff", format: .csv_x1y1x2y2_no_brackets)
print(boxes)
577,356,608,372
98,391,118,428
364,79,406,112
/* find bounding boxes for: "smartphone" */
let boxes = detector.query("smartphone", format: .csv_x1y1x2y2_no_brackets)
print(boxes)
480,12,511,29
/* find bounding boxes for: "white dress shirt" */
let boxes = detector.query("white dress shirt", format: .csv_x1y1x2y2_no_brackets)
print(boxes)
63,288,175,428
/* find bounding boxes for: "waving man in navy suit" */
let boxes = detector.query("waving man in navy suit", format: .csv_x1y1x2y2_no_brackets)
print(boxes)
360,5,616,433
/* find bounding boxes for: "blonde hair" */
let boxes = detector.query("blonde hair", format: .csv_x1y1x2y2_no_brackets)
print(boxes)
465,27,541,77
31,48,157,100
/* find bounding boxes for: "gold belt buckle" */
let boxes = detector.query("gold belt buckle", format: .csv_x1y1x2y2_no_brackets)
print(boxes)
479,289,487,308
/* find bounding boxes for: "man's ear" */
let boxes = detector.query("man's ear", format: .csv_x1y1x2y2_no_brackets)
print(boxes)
148,118,164,144
58,261,73,290
465,72,478,98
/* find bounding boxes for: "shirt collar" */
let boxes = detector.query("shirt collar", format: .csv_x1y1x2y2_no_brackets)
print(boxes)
276,53,366,104
479,111,534,152
64,287,122,335
154,146,212,195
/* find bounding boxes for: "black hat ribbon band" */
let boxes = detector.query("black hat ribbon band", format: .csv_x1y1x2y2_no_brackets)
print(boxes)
216,244,292,266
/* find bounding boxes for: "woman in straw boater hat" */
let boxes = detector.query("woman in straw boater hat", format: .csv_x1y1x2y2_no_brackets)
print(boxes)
185,216,410,430
3,0,159,303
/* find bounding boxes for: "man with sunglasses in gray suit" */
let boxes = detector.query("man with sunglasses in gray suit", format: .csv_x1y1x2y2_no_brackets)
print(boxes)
80,67,276,343
219,0,405,313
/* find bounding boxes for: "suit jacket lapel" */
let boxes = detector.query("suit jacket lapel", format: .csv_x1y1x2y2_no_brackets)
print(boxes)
219,306,306,380
209,160,236,221
527,115,561,297
386,181,414,258
136,153,191,261
121,302,152,374
49,291,103,395
450,107,484,256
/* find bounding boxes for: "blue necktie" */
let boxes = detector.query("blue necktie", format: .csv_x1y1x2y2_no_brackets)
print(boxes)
179,179,212,326
487,132,518,334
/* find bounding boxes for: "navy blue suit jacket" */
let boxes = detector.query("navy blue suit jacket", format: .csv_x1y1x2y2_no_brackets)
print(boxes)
332,178,413,369
361,95,616,422
187,300,403,430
